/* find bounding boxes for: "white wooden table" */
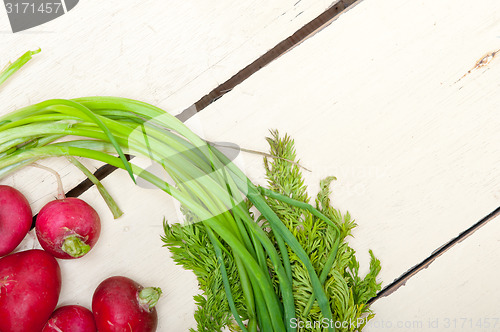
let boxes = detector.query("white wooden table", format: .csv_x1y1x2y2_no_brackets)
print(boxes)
2,0,500,331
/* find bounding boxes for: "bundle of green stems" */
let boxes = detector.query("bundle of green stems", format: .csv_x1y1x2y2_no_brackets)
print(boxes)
0,50,381,332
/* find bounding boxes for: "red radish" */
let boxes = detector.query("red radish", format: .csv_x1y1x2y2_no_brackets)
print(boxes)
0,185,32,256
92,276,162,332
36,197,101,259
32,164,101,259
0,249,61,332
42,305,97,332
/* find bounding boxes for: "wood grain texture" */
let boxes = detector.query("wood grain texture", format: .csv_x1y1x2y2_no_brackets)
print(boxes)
191,0,500,294
0,157,104,214
0,1,350,324
2,0,500,329
367,214,500,332
194,0,360,110
0,0,337,216
0,0,339,112
370,206,500,303
14,166,199,331
54,162,209,331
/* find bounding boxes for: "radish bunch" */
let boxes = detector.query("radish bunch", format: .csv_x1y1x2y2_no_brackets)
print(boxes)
43,305,97,332
0,250,61,331
36,197,101,259
93,276,162,331
31,163,101,259
0,167,162,332
0,185,32,256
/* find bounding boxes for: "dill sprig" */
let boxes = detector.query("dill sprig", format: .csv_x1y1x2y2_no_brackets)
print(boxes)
262,129,381,331
162,130,381,331
0,51,379,332
162,207,248,332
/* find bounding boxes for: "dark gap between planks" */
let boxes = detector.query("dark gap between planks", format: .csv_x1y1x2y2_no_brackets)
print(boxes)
194,0,360,111
368,205,500,304
30,155,131,229
29,0,362,230
24,0,497,311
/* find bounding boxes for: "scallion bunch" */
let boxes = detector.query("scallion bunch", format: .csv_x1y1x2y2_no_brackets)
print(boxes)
0,50,380,332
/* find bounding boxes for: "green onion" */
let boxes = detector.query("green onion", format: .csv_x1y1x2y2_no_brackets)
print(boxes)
0,49,40,88
67,156,124,219
0,50,354,332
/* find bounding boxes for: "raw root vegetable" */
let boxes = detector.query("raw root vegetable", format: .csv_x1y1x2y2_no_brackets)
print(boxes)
42,305,97,332
0,95,341,331
36,197,101,259
33,164,101,259
0,50,382,332
92,276,161,332
0,185,32,256
0,94,344,332
0,249,61,332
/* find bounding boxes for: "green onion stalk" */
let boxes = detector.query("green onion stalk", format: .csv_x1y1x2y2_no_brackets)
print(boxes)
0,51,342,332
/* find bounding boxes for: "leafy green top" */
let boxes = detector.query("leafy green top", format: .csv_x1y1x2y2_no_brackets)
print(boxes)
162,130,381,332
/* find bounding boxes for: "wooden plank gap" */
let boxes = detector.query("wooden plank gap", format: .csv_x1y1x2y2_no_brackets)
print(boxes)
29,103,198,228
194,0,362,111
30,155,132,229
25,0,363,203
368,205,500,304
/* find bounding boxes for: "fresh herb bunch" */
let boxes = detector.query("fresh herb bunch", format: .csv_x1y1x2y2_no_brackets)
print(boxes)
163,130,381,331
1,50,381,332
163,207,248,332
262,130,381,330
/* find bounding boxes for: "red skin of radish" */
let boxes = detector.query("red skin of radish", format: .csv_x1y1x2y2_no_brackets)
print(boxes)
35,197,101,259
42,305,97,332
0,249,61,332
0,185,32,257
92,276,159,332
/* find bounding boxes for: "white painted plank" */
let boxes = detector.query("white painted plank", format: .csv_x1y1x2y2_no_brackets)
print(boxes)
0,0,338,113
191,0,500,287
3,0,500,330
366,214,500,332
0,0,340,213
12,165,199,330
54,167,201,331
0,157,104,213
48,148,263,330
